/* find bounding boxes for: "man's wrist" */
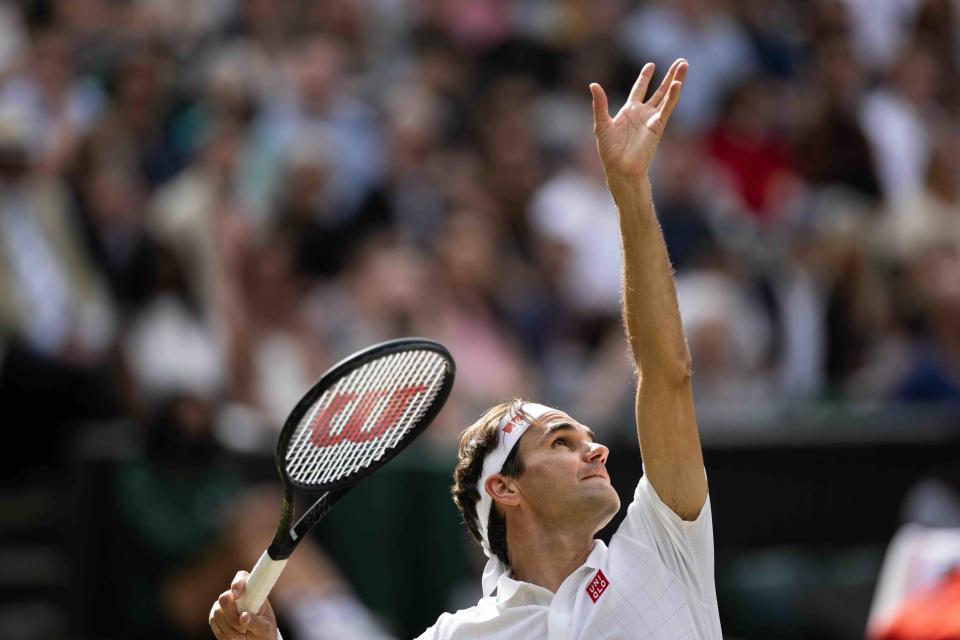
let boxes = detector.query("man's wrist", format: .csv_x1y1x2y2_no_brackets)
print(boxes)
605,172,653,216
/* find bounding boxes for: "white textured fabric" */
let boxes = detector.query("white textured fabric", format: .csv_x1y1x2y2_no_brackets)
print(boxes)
416,470,722,639
476,402,555,596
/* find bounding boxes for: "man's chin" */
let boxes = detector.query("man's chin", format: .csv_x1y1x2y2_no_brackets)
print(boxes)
591,491,621,532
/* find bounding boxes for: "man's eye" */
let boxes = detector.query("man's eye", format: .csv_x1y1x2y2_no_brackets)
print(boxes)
552,437,567,448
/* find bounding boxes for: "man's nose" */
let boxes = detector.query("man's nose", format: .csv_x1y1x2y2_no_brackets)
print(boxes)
585,442,609,465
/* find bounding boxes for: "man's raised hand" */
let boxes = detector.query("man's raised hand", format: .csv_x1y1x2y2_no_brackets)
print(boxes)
590,59,687,179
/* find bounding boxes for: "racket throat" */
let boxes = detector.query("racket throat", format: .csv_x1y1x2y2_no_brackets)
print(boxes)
267,492,299,560
269,488,345,559
297,490,330,536
291,488,340,537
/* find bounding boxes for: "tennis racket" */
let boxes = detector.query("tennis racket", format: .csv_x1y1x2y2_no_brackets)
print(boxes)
236,337,456,614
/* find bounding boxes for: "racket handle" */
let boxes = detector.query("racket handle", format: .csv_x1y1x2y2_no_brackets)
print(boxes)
236,550,288,614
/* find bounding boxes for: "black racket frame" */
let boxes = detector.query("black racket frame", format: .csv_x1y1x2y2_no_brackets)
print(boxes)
266,337,455,560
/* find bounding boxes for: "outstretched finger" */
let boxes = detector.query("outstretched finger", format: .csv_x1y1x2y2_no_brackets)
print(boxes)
627,63,655,103
648,59,686,108
590,83,612,133
658,80,684,127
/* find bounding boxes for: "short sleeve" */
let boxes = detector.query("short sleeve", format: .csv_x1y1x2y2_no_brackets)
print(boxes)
414,616,443,639
614,468,716,603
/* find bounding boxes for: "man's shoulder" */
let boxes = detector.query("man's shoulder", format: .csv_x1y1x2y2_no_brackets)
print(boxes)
414,598,496,640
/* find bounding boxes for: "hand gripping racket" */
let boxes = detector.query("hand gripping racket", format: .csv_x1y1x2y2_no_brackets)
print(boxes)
236,338,455,614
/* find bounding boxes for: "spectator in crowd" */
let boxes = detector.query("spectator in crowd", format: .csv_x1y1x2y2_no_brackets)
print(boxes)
0,27,104,173
0,108,120,455
859,43,940,202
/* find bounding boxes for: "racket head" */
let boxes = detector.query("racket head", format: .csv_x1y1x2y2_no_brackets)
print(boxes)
274,337,455,494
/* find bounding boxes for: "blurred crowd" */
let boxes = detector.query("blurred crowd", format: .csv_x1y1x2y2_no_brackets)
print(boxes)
2,0,960,446
1,0,959,637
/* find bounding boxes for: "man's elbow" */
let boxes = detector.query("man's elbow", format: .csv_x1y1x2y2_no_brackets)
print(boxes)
637,352,692,387
670,348,693,380
630,339,692,381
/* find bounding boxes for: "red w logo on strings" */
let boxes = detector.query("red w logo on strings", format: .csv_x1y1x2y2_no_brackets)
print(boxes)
309,385,427,447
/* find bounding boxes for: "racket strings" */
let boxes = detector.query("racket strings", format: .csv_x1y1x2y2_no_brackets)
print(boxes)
314,351,411,485
335,350,445,479
334,351,421,481
287,353,398,483
304,353,397,483
287,351,407,480
284,350,449,487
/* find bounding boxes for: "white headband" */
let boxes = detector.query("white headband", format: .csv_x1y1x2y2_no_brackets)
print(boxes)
475,402,556,595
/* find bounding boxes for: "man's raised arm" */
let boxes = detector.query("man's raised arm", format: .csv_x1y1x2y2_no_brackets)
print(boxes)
590,59,707,521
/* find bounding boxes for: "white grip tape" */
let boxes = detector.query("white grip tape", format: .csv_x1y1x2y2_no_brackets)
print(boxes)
236,550,288,615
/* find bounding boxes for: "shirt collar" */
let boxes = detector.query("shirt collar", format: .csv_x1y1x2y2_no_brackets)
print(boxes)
493,539,608,608
582,539,607,569
494,572,551,607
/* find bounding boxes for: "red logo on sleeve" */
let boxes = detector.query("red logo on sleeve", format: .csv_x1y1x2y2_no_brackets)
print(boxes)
586,569,609,603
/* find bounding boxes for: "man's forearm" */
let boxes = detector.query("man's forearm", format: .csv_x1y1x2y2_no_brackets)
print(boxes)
608,174,691,380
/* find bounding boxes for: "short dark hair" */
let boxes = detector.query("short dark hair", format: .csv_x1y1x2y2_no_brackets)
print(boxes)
451,399,530,566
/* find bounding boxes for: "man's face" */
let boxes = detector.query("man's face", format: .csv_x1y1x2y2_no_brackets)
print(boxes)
512,411,621,533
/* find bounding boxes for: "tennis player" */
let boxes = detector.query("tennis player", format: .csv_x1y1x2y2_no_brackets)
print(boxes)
418,57,720,639
210,57,721,639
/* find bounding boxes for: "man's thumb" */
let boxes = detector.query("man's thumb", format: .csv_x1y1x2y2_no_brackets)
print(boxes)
590,83,611,131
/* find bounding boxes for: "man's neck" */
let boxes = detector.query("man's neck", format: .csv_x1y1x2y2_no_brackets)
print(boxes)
505,518,595,593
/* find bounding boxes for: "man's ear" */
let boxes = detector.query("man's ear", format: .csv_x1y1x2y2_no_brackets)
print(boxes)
485,474,521,507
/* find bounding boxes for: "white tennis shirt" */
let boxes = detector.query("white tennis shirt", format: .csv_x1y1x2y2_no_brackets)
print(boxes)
416,472,722,639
